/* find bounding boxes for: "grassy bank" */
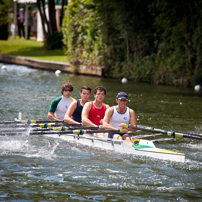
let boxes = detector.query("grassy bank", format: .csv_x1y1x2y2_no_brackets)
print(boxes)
0,37,68,63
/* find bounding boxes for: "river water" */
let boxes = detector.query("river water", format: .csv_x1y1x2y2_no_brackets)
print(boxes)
0,63,202,201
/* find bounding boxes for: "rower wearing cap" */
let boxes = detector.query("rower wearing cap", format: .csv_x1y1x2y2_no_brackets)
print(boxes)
102,92,137,144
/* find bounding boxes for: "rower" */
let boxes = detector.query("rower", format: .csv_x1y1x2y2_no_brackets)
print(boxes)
48,81,75,121
102,92,137,144
81,86,110,137
64,85,91,124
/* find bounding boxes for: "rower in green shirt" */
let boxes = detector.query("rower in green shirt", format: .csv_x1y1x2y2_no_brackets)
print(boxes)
48,81,75,121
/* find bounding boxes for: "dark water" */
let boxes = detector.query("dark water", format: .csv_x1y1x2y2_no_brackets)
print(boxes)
0,63,202,201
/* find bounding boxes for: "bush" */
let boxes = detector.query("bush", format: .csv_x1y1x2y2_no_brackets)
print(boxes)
62,0,202,87
0,0,9,40
0,23,9,40
43,31,63,50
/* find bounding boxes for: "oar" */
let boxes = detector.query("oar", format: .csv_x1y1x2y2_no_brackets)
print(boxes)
0,122,83,129
0,128,28,133
0,126,67,133
13,118,84,126
0,121,21,124
0,124,29,128
0,123,63,128
125,125,202,140
31,126,99,131
0,128,121,136
0,119,63,125
30,123,82,128
29,129,121,136
14,118,64,124
0,126,99,134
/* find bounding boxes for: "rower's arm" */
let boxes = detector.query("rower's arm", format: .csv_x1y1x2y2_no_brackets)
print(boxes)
102,107,119,131
118,109,137,132
128,109,137,132
48,112,62,121
64,101,80,124
81,102,97,127
106,104,110,109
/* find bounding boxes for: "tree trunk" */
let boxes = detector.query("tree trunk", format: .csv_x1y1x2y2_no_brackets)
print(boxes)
37,0,58,37
37,0,48,36
60,0,68,26
48,0,57,34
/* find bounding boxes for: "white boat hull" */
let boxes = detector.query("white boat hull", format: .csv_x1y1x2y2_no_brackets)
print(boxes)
44,133,185,163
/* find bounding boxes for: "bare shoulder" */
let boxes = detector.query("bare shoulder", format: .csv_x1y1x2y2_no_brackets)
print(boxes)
106,106,113,114
71,100,77,106
65,101,77,117
68,100,77,109
129,108,137,126
129,108,136,116
103,106,114,121
105,104,110,109
83,101,91,110
129,108,135,113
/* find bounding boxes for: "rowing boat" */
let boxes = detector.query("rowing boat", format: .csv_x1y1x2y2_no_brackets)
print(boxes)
4,118,202,163
42,132,185,163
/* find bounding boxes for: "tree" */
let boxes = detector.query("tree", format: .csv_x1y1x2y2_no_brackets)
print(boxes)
36,0,67,49
62,0,202,86
0,0,9,40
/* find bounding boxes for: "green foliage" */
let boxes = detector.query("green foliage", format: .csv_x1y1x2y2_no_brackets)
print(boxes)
62,0,106,67
0,23,9,40
0,0,9,40
62,0,202,87
43,31,64,50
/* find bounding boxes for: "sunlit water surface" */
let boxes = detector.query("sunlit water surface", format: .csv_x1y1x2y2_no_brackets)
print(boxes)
0,63,202,201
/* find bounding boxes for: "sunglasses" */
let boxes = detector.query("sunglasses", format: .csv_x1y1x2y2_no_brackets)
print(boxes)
64,89,72,92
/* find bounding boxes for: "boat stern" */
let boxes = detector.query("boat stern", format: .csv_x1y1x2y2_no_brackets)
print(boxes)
132,139,185,163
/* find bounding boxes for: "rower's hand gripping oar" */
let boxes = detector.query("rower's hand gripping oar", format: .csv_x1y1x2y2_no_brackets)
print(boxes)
125,125,202,140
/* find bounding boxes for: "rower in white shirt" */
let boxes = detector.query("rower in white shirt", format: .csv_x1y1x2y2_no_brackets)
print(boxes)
102,92,137,144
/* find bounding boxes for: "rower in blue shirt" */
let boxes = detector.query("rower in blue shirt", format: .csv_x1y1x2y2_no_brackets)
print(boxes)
64,86,91,124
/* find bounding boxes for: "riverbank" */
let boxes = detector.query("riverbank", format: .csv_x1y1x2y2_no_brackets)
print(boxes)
0,37,102,76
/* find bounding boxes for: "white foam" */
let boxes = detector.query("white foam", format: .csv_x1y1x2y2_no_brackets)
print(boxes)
0,139,29,152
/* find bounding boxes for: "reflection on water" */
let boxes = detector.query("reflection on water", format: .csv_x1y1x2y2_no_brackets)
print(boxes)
0,63,202,201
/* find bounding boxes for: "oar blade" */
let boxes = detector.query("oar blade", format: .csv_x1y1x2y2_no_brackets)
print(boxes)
127,125,202,141
174,132,202,140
